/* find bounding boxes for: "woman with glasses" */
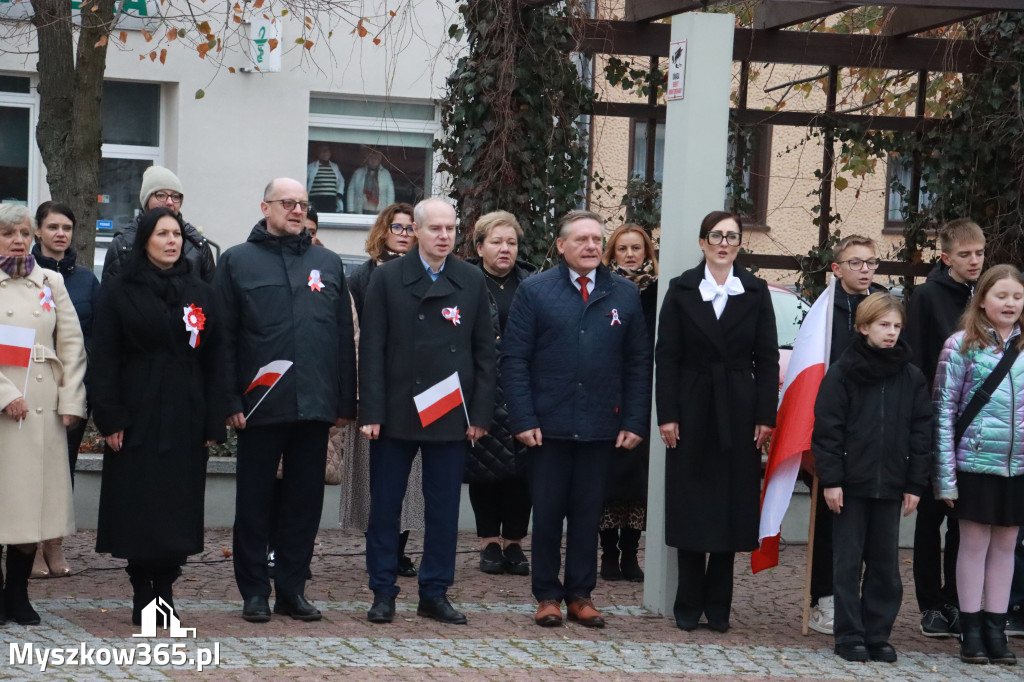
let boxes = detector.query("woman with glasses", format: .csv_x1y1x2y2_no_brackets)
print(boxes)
340,202,424,577
655,210,779,633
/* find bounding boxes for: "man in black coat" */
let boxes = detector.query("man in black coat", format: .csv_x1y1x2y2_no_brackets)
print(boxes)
216,177,357,624
904,218,985,638
359,198,495,626
502,210,652,629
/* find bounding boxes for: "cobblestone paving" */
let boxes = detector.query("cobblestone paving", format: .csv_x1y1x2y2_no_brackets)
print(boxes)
2,529,1019,680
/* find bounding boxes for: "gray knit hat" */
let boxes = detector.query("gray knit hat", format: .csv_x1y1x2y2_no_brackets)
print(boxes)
139,166,184,208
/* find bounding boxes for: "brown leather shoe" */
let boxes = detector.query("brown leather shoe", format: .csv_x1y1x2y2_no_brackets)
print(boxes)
535,600,563,627
567,597,605,628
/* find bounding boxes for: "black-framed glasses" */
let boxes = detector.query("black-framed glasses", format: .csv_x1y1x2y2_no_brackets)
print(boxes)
266,199,310,212
839,258,880,270
389,224,415,235
706,231,742,246
152,191,183,204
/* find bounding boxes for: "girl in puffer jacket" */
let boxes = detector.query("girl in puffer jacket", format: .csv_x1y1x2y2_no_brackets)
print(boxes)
933,264,1024,666
812,293,932,664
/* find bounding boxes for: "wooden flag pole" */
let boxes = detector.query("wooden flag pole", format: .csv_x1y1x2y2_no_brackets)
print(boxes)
801,474,820,636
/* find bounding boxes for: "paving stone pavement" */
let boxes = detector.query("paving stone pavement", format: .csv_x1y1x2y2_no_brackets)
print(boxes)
2,529,1019,680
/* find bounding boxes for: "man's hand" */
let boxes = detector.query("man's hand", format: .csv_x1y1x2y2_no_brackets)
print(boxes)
466,425,487,443
3,397,28,422
335,417,354,428
516,428,543,447
754,424,773,449
943,498,955,509
903,493,920,517
227,413,246,430
659,422,679,449
105,430,125,452
615,430,642,450
361,424,381,440
823,486,843,514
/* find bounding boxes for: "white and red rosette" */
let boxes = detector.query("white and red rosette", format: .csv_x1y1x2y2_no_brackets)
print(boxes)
308,269,324,292
441,306,461,326
39,285,54,311
182,304,206,348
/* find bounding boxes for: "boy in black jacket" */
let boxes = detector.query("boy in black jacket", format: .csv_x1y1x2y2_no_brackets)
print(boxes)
904,218,985,638
813,293,932,663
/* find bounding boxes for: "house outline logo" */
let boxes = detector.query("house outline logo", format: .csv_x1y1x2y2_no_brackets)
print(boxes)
132,597,196,638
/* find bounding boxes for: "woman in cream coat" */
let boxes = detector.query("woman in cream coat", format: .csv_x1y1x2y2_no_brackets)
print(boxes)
0,204,86,626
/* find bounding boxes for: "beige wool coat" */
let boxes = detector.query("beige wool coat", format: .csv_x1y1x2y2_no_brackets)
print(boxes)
0,266,87,544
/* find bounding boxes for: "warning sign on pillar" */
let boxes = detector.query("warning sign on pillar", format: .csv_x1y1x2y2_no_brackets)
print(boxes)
667,40,687,101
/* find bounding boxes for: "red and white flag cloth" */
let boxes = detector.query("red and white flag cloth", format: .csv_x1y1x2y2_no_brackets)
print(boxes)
414,372,465,427
751,279,834,573
0,324,35,368
245,359,294,394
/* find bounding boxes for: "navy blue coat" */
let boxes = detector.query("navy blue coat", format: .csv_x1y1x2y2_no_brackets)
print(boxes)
501,262,652,442
32,245,99,353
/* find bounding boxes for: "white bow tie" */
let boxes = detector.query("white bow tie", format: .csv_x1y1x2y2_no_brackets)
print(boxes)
699,277,745,318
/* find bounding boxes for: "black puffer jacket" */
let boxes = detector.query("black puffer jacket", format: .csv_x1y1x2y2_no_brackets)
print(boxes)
904,262,974,383
464,259,535,484
103,214,217,283
812,335,932,500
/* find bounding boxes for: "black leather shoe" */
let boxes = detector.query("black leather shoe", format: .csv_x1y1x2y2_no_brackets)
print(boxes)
479,543,505,574
868,642,897,663
834,642,870,662
273,594,322,621
706,620,731,633
242,596,271,623
417,594,467,624
367,594,395,623
503,544,530,576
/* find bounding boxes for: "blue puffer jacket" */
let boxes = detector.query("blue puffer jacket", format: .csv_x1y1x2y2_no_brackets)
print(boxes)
933,328,1024,500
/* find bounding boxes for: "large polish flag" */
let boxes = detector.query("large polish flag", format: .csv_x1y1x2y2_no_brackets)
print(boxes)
414,372,464,427
751,279,834,573
245,360,294,394
0,324,35,368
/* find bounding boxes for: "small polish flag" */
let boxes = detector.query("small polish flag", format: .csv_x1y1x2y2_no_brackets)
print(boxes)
245,360,293,394
0,324,36,368
414,372,465,427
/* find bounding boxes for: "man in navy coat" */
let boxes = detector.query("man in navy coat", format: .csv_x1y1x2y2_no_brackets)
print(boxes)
502,210,652,628
359,198,496,625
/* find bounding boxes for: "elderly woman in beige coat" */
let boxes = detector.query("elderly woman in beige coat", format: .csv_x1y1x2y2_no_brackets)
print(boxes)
0,204,86,626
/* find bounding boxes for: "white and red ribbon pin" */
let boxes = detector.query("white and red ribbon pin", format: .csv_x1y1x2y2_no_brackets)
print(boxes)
308,269,324,292
39,285,54,311
610,309,621,326
183,304,206,348
442,306,461,326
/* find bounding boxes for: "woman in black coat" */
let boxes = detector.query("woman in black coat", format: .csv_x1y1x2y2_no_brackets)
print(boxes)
91,207,225,625
655,211,779,633
464,211,536,577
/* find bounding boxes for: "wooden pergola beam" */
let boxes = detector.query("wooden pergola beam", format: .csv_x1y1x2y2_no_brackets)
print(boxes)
625,0,730,22
881,7,990,36
754,1,856,30
625,0,1023,22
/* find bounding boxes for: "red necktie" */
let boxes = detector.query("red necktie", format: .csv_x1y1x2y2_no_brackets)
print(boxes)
577,276,590,303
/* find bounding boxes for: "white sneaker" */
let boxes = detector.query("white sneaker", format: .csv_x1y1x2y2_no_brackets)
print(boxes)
808,595,834,635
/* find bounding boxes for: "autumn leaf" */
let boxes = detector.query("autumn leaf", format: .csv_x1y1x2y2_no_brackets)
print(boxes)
93,35,108,48
357,24,367,38
232,2,241,12
195,89,205,100
373,37,381,45
166,28,176,41
159,48,167,64
252,0,264,7
304,16,313,29
280,9,288,16
197,20,211,34
304,39,314,50
268,38,278,51
197,43,210,59
178,28,187,38
233,15,241,23
834,176,849,191
389,9,396,16
118,30,127,42
228,66,236,73
141,29,152,42
220,547,232,558
149,50,156,61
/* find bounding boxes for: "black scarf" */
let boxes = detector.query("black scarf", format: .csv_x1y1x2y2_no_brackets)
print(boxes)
843,334,911,385
126,259,190,312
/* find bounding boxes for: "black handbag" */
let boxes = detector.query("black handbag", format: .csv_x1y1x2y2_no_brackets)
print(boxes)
954,345,1020,448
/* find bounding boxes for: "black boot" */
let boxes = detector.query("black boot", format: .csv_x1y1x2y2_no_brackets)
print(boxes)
152,566,181,619
599,529,622,581
126,563,155,626
619,528,644,582
5,546,41,625
397,530,417,577
959,611,990,664
982,612,1017,665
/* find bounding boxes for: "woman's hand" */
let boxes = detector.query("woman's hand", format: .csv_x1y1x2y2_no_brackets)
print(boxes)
61,414,79,428
754,424,773,449
903,493,920,516
659,422,679,449
943,499,955,509
823,486,843,514
3,397,28,421
105,430,125,452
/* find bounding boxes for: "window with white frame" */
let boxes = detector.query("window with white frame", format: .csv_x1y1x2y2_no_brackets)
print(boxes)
307,97,439,226
0,76,36,208
885,153,935,228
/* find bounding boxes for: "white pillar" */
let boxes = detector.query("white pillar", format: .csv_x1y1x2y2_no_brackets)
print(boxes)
643,11,735,617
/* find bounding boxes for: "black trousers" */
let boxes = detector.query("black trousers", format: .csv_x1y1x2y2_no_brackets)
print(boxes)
674,550,735,627
233,421,329,600
913,491,960,611
810,483,834,604
529,439,612,603
832,497,902,646
468,476,532,540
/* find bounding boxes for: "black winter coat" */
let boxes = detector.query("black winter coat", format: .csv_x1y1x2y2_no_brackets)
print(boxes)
358,246,496,440
656,265,779,552
347,257,375,320
103,215,217,284
812,335,931,500
215,221,357,427
904,262,974,383
830,282,889,363
502,262,652,442
31,245,99,353
91,266,225,560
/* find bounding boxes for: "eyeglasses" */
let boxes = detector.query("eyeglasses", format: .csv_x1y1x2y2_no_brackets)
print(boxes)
706,231,742,246
389,224,415,236
152,191,183,204
266,199,310,212
839,258,880,270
